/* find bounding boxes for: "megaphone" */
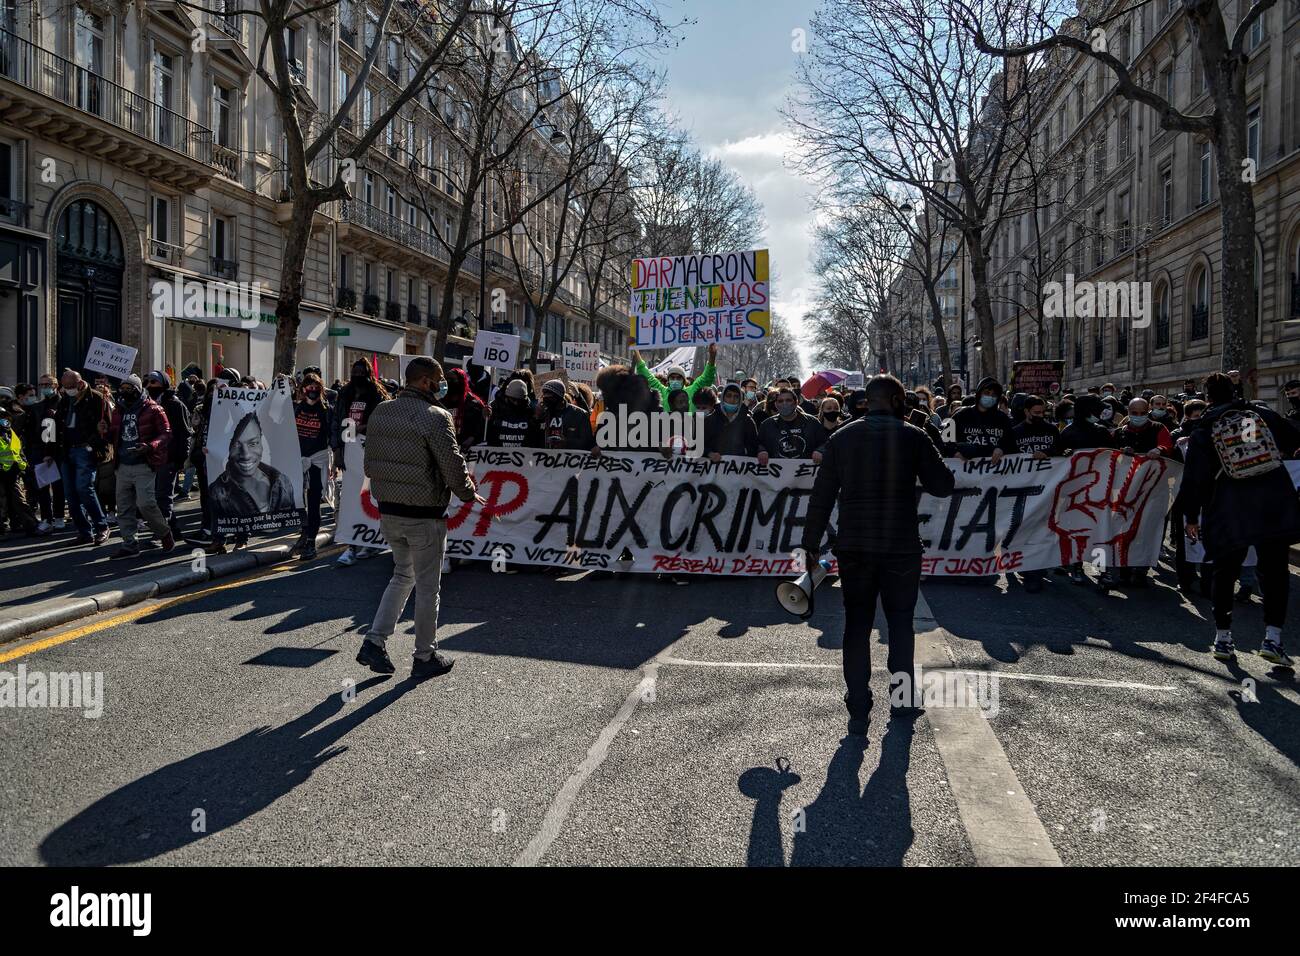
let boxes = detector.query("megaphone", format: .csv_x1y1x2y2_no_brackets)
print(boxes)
776,558,832,619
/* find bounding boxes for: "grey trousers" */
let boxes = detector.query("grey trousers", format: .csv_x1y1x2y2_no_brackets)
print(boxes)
116,461,170,545
367,513,447,662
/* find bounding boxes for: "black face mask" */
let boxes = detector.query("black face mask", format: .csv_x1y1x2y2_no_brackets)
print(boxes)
120,389,139,404
351,371,367,383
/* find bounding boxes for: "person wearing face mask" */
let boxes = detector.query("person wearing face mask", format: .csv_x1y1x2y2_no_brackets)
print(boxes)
947,377,1016,463
142,370,191,537
903,391,944,451
1108,397,1173,588
487,379,543,448
1148,394,1174,428
440,366,489,454
740,378,761,413
107,374,174,558
819,396,844,434
704,383,759,460
290,372,334,561
538,379,596,450
356,356,484,681
801,374,956,734
1055,399,1074,431
53,369,112,545
843,389,869,422
12,384,57,534
1283,379,1300,424
630,343,717,413
1051,394,1117,586
1011,396,1059,593
757,387,829,465
332,360,389,567
28,373,65,529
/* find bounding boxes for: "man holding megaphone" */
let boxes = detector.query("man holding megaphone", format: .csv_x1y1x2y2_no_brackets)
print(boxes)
800,374,955,737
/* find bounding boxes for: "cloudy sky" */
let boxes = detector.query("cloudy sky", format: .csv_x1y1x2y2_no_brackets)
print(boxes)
660,0,822,369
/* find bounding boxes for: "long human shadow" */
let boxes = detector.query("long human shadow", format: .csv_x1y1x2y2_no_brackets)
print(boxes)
39,675,407,865
740,720,916,867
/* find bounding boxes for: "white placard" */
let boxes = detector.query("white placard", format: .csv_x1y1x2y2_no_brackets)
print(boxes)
83,337,138,379
562,342,601,385
844,371,864,389
472,331,520,369
34,459,60,489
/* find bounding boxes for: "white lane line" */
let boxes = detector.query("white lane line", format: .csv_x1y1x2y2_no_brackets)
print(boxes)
915,590,1063,867
659,656,841,669
514,649,668,867
939,669,1176,692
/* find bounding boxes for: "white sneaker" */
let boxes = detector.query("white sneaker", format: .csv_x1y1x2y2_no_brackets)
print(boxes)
52,519,66,531
357,546,377,561
336,547,357,567
35,520,51,533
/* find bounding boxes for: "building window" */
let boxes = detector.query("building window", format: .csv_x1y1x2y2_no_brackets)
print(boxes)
152,47,176,146
1073,320,1083,368
1117,318,1129,358
1160,165,1173,225
1247,104,1261,164
150,194,173,260
339,252,352,290
211,214,236,277
1093,205,1106,266
1117,190,1131,251
1117,109,1131,161
1190,266,1210,340
0,139,16,220
1199,142,1212,205
212,83,233,147
1093,321,1103,364
1156,285,1170,348
338,71,351,129
1161,65,1173,104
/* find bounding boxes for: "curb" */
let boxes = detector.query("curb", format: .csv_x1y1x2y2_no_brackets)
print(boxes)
0,531,338,646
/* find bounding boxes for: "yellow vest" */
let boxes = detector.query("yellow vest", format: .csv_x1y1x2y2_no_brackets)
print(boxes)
0,431,26,472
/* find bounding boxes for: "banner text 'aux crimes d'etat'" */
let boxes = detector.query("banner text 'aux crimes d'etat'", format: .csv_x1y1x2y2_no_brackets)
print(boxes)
630,250,770,349
337,448,1179,577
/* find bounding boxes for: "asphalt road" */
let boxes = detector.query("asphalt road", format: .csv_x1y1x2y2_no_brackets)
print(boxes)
0,546,1296,866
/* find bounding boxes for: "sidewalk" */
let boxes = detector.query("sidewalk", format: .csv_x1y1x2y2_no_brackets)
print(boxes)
0,496,337,644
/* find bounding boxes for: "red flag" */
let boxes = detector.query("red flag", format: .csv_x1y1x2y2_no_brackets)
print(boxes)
371,352,380,381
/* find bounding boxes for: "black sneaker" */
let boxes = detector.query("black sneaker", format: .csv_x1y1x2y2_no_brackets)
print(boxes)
299,543,317,561
356,640,395,674
1235,586,1254,605
890,705,927,719
411,652,455,680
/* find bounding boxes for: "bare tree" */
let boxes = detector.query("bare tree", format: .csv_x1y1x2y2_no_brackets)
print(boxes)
967,0,1272,396
790,0,1040,379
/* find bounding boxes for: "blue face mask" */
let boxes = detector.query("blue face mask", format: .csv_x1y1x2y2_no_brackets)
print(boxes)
722,401,740,414
979,395,997,410
669,380,684,391
437,381,449,399
1129,414,1149,427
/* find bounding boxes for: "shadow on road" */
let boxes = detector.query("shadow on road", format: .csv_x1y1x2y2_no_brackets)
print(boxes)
39,675,405,865
741,720,916,866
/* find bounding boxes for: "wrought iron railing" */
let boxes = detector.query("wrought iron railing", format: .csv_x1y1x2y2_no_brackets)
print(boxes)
336,287,357,310
407,303,421,325
362,292,380,316
210,256,238,279
0,27,214,166
384,300,402,323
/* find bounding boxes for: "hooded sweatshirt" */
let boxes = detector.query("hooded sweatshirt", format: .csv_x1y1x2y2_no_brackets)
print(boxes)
948,376,1016,457
146,370,192,466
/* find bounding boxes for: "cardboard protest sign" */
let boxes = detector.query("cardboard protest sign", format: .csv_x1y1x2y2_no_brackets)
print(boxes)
1011,360,1065,396
337,448,1178,576
630,250,770,348
562,343,601,385
83,338,138,379
473,331,520,368
204,380,302,535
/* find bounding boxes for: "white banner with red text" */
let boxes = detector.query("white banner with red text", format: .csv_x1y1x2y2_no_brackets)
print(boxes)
335,445,1181,576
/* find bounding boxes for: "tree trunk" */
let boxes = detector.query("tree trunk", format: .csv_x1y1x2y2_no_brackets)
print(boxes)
922,283,954,389
272,193,316,376
965,233,997,379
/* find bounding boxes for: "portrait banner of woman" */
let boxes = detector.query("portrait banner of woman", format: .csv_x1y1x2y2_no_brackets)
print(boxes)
205,380,303,535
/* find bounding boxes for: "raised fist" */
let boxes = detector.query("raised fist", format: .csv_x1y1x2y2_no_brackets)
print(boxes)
1048,449,1168,567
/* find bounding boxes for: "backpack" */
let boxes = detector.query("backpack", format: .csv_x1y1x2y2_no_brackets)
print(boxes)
1210,408,1283,479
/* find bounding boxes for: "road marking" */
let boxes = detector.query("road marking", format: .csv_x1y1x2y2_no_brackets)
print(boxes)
915,590,1063,867
659,656,841,669
0,550,342,665
514,643,677,867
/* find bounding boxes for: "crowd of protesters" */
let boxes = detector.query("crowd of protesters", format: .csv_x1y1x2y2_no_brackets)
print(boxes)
2,351,1298,665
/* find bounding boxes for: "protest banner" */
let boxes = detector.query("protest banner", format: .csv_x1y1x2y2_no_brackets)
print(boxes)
83,337,138,379
630,249,770,348
335,437,388,549
473,330,520,368
337,447,1178,575
648,346,696,378
1011,360,1065,396
562,343,601,385
844,371,864,390
204,380,302,534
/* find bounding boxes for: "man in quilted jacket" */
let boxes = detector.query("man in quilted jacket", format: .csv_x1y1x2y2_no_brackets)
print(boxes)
357,357,483,680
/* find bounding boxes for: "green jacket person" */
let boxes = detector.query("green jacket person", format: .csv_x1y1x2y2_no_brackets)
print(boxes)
632,342,717,413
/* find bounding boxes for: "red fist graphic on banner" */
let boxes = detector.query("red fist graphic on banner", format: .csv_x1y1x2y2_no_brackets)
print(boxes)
1048,450,1168,566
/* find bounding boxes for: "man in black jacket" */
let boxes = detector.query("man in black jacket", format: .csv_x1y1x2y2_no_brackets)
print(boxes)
757,388,828,463
1182,373,1300,665
144,370,191,535
802,374,956,736
538,379,596,450
947,376,1016,461
704,384,759,459
54,370,112,544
